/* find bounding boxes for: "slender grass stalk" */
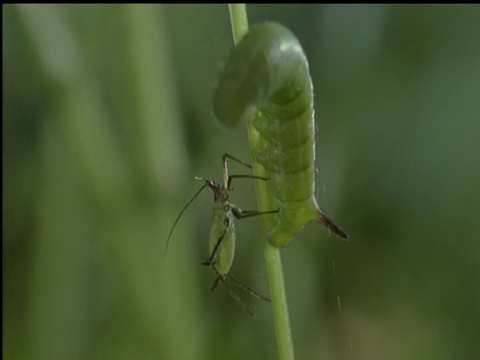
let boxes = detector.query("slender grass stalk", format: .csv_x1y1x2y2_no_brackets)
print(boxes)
228,4,295,360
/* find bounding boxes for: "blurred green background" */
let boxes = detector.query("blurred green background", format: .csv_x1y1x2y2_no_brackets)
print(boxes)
3,4,480,360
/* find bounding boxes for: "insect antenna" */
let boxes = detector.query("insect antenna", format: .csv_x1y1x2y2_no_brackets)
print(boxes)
164,183,208,260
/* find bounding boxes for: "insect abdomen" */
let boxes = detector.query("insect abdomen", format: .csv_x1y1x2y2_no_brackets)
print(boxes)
253,74,320,247
209,201,236,276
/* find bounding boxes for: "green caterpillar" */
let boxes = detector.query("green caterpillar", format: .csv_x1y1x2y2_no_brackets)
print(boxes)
213,22,348,247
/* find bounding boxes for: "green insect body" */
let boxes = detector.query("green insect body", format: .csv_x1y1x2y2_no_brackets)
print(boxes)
214,22,348,247
207,185,236,277
166,154,277,316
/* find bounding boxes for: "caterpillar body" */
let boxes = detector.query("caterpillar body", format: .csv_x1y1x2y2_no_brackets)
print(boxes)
214,22,348,247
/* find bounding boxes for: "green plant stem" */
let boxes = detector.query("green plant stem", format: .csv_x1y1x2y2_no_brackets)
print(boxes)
228,4,295,360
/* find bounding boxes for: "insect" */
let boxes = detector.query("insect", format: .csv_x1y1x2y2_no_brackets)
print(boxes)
213,22,349,247
166,154,278,316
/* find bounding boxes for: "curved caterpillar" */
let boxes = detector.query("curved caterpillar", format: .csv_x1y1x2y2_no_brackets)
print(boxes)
213,22,348,247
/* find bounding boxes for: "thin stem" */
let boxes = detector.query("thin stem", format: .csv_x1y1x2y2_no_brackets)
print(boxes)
228,4,295,360
228,4,249,43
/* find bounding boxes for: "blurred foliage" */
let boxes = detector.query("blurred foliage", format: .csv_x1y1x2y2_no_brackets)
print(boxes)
3,4,480,360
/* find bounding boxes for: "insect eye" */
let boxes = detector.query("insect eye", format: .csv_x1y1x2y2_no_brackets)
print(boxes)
224,204,230,212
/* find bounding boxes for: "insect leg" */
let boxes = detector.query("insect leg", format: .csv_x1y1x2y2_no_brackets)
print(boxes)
202,219,230,266
222,153,251,187
227,174,270,191
230,204,279,220
211,266,256,317
223,153,253,169
210,276,221,291
223,153,270,189
227,274,271,302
